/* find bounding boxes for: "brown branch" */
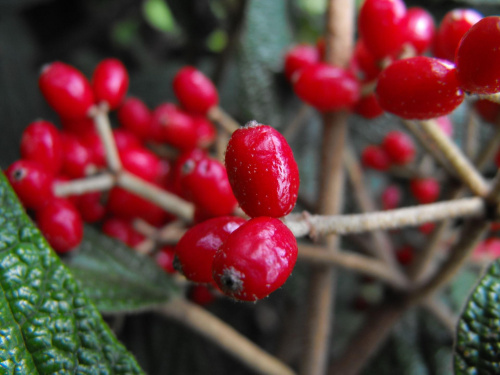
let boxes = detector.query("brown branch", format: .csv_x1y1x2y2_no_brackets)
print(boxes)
53,173,115,196
207,106,241,134
89,106,122,172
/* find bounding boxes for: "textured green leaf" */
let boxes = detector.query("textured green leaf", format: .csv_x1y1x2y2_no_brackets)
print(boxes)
66,226,179,313
455,259,500,374
236,0,292,126
0,171,144,374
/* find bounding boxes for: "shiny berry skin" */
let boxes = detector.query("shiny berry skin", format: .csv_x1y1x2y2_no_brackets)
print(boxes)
358,0,407,59
120,146,161,183
118,97,152,140
410,177,440,204
92,58,129,110
20,120,63,176
192,115,216,149
181,155,237,217
79,130,106,168
149,103,198,150
156,245,177,274
402,7,435,55
39,62,95,119
102,217,145,247
381,184,401,210
283,44,320,81
171,148,207,197
354,93,384,119
113,128,142,152
175,216,246,283
36,198,83,254
173,66,219,115
225,122,299,218
77,192,106,223
351,39,382,82
455,16,500,95
293,63,360,112
60,133,93,178
212,217,298,301
361,145,391,171
376,56,464,119
5,160,54,210
433,9,482,62
382,131,416,165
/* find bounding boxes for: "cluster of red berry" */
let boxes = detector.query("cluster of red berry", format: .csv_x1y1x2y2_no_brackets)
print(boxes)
5,56,302,303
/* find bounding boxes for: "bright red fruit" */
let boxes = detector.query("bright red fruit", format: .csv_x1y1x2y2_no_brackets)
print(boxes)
419,222,435,235
192,115,216,149
149,103,198,150
181,155,237,217
156,245,177,274
376,56,464,119
120,146,161,183
361,145,391,171
283,44,320,81
225,122,299,218
175,216,246,283
39,62,95,119
20,120,63,175
60,133,93,178
358,0,407,59
92,58,129,110
102,216,145,247
351,39,382,82
455,16,500,95
474,99,500,124
77,192,106,223
60,116,94,136
293,63,360,112
113,128,142,152
382,131,416,165
173,66,219,115
5,160,54,210
410,177,440,204
433,9,482,62
473,238,500,261
402,7,435,55
36,198,83,253
189,284,216,306
79,130,106,168
354,93,384,119
212,217,298,301
118,97,152,140
381,185,401,210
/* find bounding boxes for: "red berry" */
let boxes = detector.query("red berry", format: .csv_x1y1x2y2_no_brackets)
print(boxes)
473,238,500,260
113,128,142,152
120,146,161,183
102,216,144,247
402,7,435,55
351,39,382,82
36,198,83,253
433,9,482,62
149,103,198,150
156,245,177,274
410,177,440,204
79,130,106,168
181,155,237,217
225,122,300,218
212,217,298,301
419,222,435,235
381,184,401,210
173,66,219,115
20,119,63,175
192,115,216,149
175,216,246,283
382,131,416,165
396,245,414,265
474,99,500,124
455,16,500,95
361,145,391,171
92,58,129,110
118,97,152,140
5,160,54,210
293,63,360,112
189,284,216,306
376,56,464,119
354,93,384,119
171,148,208,197
77,192,106,223
38,62,95,119
358,0,407,59
283,44,320,81
59,133,93,178
60,116,95,136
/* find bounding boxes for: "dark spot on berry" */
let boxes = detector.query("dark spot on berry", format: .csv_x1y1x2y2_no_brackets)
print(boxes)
12,168,26,181
181,159,195,175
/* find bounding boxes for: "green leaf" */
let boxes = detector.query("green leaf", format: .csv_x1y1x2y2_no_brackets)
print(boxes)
142,0,177,33
454,259,500,374
0,170,144,374
66,226,179,313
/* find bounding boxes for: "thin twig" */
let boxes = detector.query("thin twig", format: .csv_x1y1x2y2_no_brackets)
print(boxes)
474,126,500,170
207,106,241,134
283,104,312,143
89,106,122,172
156,298,297,375
117,172,194,222
285,197,485,238
53,173,115,196
464,109,479,160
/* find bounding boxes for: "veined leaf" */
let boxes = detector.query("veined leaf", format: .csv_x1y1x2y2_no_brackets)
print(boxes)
455,259,500,374
66,226,179,313
0,170,144,374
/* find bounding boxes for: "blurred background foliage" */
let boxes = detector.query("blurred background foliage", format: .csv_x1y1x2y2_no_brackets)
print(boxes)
1,0,500,374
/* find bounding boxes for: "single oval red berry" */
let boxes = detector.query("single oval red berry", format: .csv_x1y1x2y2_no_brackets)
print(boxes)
36,198,83,254
361,145,391,171
212,217,298,301
225,122,299,218
120,146,161,183
173,66,219,115
20,119,63,176
77,192,106,223
60,132,94,178
402,7,435,55
382,131,416,165
358,0,407,59
175,216,246,284
410,177,440,204
92,58,129,110
39,61,95,119
455,16,500,95
351,39,382,82
5,160,54,210
354,93,384,119
283,44,320,81
149,103,198,150
102,216,145,247
118,97,152,141
376,56,464,119
293,63,360,112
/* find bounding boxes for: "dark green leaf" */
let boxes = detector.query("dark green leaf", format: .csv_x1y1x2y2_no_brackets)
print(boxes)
66,226,179,313
454,259,500,374
0,171,144,374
